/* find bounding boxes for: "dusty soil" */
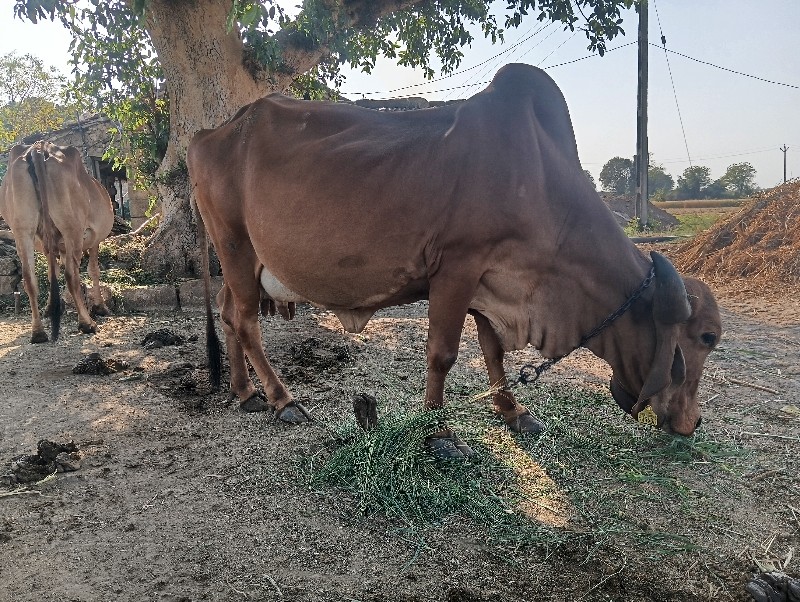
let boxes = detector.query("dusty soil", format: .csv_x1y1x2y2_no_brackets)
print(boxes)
1,259,799,601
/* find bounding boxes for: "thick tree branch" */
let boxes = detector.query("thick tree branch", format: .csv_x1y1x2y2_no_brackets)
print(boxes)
268,0,431,90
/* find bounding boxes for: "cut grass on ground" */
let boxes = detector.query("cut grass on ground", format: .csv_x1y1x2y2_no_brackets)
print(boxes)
306,383,753,564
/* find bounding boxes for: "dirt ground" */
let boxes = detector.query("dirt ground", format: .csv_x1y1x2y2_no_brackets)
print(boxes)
1,253,799,602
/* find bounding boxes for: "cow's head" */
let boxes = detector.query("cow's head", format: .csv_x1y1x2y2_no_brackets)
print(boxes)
609,252,722,436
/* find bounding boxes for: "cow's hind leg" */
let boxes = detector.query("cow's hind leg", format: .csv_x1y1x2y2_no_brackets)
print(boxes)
471,311,544,435
16,235,48,343
217,283,262,406
61,241,96,334
87,245,111,317
219,273,309,423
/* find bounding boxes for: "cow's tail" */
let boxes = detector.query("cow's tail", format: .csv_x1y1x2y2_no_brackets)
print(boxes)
27,142,62,341
192,185,222,391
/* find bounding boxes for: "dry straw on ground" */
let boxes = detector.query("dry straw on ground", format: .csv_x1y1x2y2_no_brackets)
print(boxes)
674,180,800,287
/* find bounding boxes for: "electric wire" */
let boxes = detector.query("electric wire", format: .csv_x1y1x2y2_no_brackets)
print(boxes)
650,43,799,90
346,41,636,99
535,30,578,67
653,0,692,167
346,21,545,98
443,20,555,100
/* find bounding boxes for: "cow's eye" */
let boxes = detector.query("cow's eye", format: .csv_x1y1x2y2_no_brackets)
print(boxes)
700,332,717,348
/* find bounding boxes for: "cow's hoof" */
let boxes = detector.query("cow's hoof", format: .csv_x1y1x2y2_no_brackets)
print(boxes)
426,433,475,460
30,331,49,344
275,402,311,424
78,322,98,334
505,410,545,435
239,393,271,413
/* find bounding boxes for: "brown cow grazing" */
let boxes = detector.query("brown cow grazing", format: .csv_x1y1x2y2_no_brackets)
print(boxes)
0,141,113,343
188,63,722,457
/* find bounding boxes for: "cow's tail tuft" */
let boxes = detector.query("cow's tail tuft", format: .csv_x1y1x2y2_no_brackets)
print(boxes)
192,185,222,391
28,142,62,342
48,260,61,341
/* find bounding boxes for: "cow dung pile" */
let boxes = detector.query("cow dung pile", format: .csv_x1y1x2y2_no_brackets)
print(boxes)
673,180,800,287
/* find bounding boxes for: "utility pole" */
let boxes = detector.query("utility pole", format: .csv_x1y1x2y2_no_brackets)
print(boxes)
780,145,789,183
635,0,649,229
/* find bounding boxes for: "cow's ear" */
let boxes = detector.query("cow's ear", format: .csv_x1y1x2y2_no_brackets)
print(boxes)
650,252,691,324
639,331,677,402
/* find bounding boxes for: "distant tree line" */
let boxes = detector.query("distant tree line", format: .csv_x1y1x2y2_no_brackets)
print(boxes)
597,155,758,200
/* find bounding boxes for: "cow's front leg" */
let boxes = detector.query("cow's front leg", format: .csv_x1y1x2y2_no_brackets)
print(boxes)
423,274,478,458
471,310,544,435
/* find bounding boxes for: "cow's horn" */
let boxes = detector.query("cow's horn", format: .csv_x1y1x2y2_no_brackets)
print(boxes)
650,251,691,324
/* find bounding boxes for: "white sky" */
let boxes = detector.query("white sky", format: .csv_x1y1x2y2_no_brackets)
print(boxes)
1,0,798,188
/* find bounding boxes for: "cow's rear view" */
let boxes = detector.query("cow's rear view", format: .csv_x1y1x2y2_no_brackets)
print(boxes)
0,141,114,342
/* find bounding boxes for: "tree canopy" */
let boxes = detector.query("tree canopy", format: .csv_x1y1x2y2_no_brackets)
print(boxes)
675,165,712,200
647,163,674,200
0,52,76,154
11,0,636,276
599,156,634,194
721,162,757,197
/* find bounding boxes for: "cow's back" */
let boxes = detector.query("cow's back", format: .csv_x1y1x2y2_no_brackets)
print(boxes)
38,144,114,247
188,64,620,315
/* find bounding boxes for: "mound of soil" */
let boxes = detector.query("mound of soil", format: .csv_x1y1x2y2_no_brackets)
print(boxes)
600,193,679,230
674,180,800,286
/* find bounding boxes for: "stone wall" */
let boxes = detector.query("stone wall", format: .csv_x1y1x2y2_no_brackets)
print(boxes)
0,232,20,295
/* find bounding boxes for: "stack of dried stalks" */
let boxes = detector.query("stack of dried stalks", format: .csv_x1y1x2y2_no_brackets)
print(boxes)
674,180,800,287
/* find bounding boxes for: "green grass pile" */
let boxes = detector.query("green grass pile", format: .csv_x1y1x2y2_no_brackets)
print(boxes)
309,407,540,538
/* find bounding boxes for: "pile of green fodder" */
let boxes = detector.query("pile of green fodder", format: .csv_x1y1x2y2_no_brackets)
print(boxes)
308,407,549,543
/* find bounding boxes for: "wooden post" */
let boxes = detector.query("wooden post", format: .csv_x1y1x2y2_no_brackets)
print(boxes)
781,145,789,183
636,0,649,229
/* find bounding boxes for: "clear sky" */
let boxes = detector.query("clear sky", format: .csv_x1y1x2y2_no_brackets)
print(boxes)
1,0,798,188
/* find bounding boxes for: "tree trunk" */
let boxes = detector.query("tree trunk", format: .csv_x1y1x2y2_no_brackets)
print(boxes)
141,0,274,278
139,0,429,277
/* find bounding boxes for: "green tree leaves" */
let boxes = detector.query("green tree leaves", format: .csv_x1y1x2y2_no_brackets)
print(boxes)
721,162,757,197
597,158,756,201
648,163,674,200
0,52,80,151
599,156,634,194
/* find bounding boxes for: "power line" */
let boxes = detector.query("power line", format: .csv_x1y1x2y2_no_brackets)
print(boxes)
344,22,547,98
581,146,779,166
540,41,635,69
652,0,692,167
343,39,635,98
658,146,778,164
650,43,800,89
536,30,578,67
444,21,556,100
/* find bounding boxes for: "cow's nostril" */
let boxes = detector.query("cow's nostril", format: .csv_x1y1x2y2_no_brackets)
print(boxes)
696,416,703,429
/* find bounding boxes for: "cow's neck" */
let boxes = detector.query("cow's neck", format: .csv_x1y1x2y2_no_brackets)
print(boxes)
528,182,655,362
